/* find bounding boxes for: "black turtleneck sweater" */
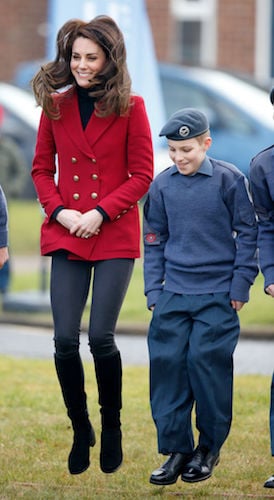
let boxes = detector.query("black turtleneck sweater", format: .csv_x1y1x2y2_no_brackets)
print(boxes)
76,85,96,129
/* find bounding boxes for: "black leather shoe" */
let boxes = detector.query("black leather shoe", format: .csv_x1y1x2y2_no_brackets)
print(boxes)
264,475,274,488
181,445,220,483
150,452,192,485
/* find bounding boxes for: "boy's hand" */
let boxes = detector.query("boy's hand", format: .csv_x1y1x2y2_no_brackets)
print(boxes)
265,284,274,297
0,247,9,268
231,300,245,311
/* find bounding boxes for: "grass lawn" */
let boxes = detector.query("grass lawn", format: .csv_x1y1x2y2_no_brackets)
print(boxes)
0,356,272,499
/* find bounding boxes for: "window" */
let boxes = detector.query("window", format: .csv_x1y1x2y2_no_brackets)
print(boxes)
179,21,201,65
171,0,217,66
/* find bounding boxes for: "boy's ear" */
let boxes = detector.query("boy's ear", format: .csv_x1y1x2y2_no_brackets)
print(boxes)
204,136,212,150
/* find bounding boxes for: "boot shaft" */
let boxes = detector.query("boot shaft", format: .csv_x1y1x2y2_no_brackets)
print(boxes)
54,353,88,423
94,351,122,429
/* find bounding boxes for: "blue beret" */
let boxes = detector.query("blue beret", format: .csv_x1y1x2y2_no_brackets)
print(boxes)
270,87,274,105
159,107,209,140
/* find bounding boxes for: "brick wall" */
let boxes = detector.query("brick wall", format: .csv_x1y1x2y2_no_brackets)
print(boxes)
147,0,256,75
146,0,174,61
217,0,255,75
0,0,47,81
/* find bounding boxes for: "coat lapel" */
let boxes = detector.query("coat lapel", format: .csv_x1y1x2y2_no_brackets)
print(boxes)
59,89,118,156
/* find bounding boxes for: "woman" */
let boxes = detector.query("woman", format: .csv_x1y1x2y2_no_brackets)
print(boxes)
31,15,153,476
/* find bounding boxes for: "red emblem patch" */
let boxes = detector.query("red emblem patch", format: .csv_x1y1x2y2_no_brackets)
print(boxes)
145,233,157,243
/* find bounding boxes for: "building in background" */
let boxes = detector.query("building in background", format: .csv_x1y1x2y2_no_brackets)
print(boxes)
147,0,274,87
1,0,274,87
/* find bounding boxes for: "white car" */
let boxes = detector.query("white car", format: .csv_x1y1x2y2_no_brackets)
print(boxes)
0,82,41,198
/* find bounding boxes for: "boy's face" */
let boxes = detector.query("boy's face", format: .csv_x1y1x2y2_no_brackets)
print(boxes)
167,135,212,176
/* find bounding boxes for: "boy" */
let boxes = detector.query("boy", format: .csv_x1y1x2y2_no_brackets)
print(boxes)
249,88,274,489
143,108,258,486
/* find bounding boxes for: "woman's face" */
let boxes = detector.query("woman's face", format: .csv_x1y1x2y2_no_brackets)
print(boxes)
70,36,107,88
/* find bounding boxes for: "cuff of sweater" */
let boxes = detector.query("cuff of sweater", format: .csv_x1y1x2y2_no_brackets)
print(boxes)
96,205,110,221
0,229,8,248
51,206,65,220
146,289,163,310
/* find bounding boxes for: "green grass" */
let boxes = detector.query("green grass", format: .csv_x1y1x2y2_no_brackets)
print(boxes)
5,200,274,329
8,199,42,255
0,356,272,499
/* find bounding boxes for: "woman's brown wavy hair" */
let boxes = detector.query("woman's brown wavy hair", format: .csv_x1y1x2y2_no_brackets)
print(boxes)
31,15,132,119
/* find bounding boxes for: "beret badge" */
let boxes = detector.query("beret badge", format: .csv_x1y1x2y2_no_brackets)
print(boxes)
179,125,190,137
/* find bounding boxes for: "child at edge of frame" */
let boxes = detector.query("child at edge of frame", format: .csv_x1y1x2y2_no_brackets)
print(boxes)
143,107,259,487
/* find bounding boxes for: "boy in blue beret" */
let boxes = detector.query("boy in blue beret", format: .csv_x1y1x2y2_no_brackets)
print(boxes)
143,107,258,486
249,89,274,489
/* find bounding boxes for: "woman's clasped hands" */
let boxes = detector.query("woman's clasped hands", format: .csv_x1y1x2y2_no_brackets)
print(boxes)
56,208,103,239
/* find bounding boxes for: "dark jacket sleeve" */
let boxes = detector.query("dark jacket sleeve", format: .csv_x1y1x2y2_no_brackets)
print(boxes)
249,151,274,290
0,185,8,247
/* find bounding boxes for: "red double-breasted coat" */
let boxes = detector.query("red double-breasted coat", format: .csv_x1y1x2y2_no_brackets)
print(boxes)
32,90,154,261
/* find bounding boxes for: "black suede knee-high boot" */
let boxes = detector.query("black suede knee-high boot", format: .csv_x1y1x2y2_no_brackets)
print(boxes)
94,351,122,473
54,353,96,474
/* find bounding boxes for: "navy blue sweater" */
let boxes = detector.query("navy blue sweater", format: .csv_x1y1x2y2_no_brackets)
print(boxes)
143,156,258,309
249,145,274,290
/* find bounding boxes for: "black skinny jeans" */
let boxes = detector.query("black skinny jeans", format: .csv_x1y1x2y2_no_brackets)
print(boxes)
50,252,134,359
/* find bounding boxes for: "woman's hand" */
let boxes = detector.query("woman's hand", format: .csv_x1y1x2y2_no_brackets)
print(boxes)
56,209,82,230
69,209,103,239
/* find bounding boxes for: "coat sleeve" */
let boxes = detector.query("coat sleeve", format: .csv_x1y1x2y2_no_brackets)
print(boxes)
31,112,64,219
97,96,154,219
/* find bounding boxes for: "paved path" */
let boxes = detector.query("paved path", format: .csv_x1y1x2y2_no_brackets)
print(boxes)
0,323,273,375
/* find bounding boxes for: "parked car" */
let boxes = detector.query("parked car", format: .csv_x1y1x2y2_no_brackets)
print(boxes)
156,63,274,177
0,82,41,198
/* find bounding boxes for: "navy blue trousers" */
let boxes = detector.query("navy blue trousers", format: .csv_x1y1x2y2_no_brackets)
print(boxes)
148,291,240,455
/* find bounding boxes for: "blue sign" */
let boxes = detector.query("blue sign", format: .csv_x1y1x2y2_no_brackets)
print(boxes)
47,0,166,148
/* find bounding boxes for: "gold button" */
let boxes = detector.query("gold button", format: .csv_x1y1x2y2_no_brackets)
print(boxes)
91,158,97,163
91,192,98,199
71,157,77,163
73,175,79,182
91,174,98,180
73,193,80,200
